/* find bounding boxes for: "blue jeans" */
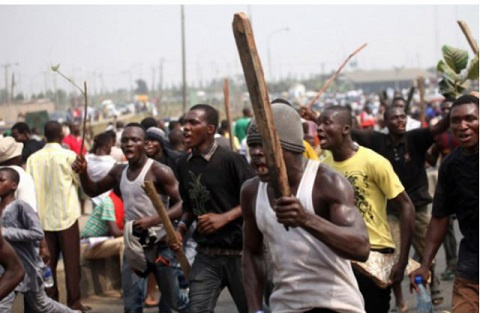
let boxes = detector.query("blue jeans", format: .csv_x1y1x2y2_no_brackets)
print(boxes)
122,243,189,313
189,252,247,313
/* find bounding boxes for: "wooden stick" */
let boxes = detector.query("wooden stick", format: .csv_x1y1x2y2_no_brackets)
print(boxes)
417,76,425,124
458,20,479,54
223,78,235,150
405,86,415,115
307,43,368,109
142,181,190,280
233,13,290,231
80,81,88,155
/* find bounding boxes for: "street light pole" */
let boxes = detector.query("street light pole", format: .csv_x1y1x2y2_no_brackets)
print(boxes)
1,62,19,104
267,27,289,81
181,5,187,114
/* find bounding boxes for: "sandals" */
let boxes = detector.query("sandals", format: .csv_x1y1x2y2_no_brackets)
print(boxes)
431,288,444,306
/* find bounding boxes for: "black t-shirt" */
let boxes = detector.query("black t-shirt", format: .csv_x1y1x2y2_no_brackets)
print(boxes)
432,147,478,282
175,145,254,250
22,139,45,164
352,128,434,209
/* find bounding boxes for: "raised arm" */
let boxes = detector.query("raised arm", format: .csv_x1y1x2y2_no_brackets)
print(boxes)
274,166,370,261
429,112,450,137
0,231,24,300
71,155,122,197
425,143,440,167
241,178,266,313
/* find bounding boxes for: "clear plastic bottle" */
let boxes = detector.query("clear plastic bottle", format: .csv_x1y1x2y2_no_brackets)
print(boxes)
415,275,433,313
43,266,54,288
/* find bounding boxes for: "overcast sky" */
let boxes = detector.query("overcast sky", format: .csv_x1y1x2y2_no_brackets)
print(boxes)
0,4,478,97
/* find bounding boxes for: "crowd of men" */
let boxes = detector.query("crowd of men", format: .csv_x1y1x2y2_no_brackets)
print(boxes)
0,91,477,313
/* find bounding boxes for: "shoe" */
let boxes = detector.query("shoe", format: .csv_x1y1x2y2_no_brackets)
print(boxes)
441,268,455,281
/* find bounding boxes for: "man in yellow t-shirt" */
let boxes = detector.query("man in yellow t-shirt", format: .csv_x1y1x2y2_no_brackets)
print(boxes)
317,105,415,313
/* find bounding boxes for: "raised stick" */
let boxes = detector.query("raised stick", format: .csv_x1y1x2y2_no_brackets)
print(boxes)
50,66,88,155
307,43,368,109
233,12,290,231
142,181,190,280
223,78,235,150
80,81,88,155
417,76,426,124
405,86,415,115
458,20,479,54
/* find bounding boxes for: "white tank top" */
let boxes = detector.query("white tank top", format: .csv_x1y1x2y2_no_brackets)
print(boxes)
120,158,165,240
256,159,365,313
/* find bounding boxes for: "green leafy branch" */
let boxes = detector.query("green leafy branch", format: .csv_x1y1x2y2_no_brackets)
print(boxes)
437,21,479,100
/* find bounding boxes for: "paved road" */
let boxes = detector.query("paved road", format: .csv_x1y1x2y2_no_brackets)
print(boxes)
11,231,458,313
70,220,460,312
12,172,460,312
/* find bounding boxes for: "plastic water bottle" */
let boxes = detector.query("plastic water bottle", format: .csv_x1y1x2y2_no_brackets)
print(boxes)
43,267,54,288
415,276,433,313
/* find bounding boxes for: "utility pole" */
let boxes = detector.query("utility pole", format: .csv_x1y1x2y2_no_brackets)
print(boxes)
181,5,187,113
1,62,19,104
10,73,15,103
43,71,48,99
151,65,156,100
159,59,165,96
267,28,289,81
158,59,165,115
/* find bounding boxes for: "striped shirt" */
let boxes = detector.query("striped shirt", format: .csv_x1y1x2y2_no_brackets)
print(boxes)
26,142,81,231
81,196,116,238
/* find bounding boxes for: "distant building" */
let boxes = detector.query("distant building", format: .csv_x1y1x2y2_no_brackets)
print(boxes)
343,68,436,93
0,99,55,126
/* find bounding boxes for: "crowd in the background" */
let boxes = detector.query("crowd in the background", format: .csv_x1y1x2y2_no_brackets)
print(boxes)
0,90,477,313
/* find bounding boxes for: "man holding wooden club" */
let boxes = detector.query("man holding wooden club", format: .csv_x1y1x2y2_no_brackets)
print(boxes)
72,123,189,313
242,100,369,313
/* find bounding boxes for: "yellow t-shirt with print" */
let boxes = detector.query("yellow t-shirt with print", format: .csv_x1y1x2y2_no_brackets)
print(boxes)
303,140,319,160
323,146,404,250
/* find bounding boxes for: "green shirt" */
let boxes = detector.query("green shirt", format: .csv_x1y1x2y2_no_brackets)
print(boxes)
233,117,251,142
81,196,116,238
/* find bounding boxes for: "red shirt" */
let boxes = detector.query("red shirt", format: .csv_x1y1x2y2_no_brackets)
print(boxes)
62,134,86,156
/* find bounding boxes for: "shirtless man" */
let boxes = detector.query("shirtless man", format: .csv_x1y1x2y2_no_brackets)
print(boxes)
72,123,188,313
242,101,369,313
0,227,24,300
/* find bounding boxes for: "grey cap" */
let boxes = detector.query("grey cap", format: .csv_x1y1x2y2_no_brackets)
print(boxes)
246,102,305,154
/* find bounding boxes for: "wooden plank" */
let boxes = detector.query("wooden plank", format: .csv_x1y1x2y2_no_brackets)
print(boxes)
458,20,479,54
232,13,290,230
417,76,425,124
405,86,415,115
223,78,235,150
142,181,190,280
